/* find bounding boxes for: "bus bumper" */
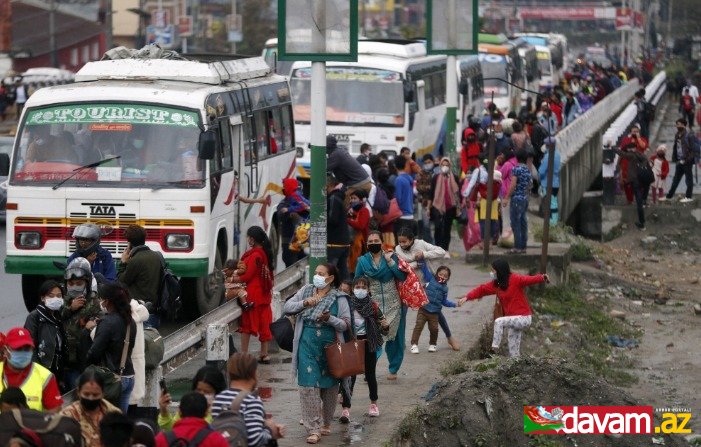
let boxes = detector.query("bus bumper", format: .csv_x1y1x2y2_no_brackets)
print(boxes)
4,256,209,277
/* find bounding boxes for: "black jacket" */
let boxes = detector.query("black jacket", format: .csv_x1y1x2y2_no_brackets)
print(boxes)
86,313,136,376
327,188,350,245
327,147,370,187
24,305,67,377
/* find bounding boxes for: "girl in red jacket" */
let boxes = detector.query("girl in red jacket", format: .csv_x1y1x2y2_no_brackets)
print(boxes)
650,145,670,204
459,259,548,357
237,226,275,363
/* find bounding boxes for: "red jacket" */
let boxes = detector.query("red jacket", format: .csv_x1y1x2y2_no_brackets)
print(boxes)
460,128,482,174
347,206,370,240
238,246,272,305
465,273,546,316
155,417,228,447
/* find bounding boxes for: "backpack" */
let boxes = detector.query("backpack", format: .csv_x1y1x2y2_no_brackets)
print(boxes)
143,326,165,369
164,427,213,447
210,391,250,447
372,185,390,214
644,101,656,121
156,252,182,320
682,95,694,112
686,133,701,160
636,157,655,186
0,409,82,447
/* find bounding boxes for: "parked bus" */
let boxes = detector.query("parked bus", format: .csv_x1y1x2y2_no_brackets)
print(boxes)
478,49,516,115
4,54,296,316
290,39,447,176
262,38,294,77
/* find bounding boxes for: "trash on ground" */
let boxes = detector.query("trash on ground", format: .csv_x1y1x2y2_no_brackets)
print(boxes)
606,335,638,348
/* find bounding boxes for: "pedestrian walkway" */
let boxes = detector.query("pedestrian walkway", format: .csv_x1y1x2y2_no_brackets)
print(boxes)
168,251,496,445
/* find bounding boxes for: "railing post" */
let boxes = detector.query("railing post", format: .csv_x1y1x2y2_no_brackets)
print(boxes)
206,323,229,370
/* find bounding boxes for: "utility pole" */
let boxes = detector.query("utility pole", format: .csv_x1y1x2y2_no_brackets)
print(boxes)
666,0,672,44
106,0,113,51
49,0,57,67
445,0,458,166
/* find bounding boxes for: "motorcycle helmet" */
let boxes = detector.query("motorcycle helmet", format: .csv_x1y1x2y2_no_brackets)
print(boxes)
72,223,101,258
64,257,94,298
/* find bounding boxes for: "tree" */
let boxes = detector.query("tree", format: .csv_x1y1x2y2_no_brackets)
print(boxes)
239,0,276,56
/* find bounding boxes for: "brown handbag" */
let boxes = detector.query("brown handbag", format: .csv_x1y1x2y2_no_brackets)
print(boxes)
324,332,366,379
493,297,504,320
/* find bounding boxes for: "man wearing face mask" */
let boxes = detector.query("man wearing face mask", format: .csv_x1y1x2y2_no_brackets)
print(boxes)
23,280,68,387
0,327,64,412
664,118,696,203
493,123,513,158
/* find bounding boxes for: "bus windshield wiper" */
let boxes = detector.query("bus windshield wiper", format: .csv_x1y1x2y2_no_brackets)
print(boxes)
52,156,121,190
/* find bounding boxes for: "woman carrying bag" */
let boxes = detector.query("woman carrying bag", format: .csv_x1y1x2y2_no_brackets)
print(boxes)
354,231,407,380
283,263,351,444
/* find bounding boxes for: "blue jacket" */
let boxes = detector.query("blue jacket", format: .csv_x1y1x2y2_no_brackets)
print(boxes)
394,172,414,217
422,279,456,314
538,149,561,189
68,245,116,281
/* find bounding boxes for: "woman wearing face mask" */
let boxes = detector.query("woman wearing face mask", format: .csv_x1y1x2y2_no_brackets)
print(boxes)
236,226,275,363
347,189,370,274
394,228,459,351
158,365,227,430
86,282,137,413
458,259,548,358
283,263,350,444
23,280,68,388
60,370,121,447
427,157,461,251
354,231,407,381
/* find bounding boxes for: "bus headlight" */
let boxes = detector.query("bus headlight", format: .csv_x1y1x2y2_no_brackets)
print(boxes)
17,232,41,249
166,233,192,250
296,147,304,158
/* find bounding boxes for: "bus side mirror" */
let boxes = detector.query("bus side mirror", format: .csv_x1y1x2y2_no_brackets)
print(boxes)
403,80,415,103
198,130,218,160
0,153,9,176
459,78,468,95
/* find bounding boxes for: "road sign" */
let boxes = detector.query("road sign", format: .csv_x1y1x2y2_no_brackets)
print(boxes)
228,31,243,43
615,8,632,31
152,10,168,28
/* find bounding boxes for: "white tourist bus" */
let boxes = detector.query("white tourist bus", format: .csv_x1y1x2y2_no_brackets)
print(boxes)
290,39,448,177
4,54,296,316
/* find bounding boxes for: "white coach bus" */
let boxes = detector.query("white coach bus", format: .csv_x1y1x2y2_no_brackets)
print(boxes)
290,39,447,177
4,53,296,316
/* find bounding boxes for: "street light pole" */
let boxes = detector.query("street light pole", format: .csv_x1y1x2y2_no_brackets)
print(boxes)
445,0,458,168
49,0,57,67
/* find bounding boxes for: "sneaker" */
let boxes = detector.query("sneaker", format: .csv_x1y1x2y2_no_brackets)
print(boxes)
658,196,667,202
339,408,350,424
410,345,419,354
368,404,380,417
428,345,437,352
680,197,694,203
635,222,646,231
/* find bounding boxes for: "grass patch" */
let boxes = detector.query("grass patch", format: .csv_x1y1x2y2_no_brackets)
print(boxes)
528,436,564,447
570,241,594,261
529,282,640,385
395,406,424,440
532,222,575,243
440,354,471,377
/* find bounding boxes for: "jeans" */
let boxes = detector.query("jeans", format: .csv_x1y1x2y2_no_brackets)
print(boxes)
666,161,694,199
118,376,135,414
145,314,160,329
438,311,451,338
510,197,529,250
327,246,350,280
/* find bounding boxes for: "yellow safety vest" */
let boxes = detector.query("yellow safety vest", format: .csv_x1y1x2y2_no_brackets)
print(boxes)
0,361,53,411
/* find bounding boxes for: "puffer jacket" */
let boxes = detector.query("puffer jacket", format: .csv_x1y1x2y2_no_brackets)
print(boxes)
24,305,68,377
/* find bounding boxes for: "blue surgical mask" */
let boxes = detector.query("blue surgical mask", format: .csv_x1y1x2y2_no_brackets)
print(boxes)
490,272,497,280
313,274,328,289
7,350,33,369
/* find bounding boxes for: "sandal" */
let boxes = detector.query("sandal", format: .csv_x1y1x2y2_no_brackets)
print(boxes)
306,433,321,444
320,426,331,436
258,355,271,364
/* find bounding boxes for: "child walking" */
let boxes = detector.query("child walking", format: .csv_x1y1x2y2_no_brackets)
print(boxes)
650,145,670,203
410,266,457,354
459,259,548,357
339,277,389,422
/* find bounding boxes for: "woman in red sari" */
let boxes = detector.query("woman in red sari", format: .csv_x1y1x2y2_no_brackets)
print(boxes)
237,226,275,363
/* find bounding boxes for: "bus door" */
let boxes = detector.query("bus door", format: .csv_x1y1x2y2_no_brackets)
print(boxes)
229,115,245,260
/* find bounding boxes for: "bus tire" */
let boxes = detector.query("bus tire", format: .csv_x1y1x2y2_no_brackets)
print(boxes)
180,277,198,320
195,248,224,315
22,274,44,311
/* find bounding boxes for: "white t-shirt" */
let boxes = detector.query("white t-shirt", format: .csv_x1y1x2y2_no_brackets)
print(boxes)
15,85,27,104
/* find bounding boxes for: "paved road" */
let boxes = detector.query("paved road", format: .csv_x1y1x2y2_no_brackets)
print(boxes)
0,226,29,332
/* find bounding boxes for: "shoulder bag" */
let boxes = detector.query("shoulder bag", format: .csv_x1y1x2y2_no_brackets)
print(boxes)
84,324,131,406
325,332,366,379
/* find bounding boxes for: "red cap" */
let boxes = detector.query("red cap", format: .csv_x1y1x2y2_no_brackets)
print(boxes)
5,327,34,349
283,178,299,197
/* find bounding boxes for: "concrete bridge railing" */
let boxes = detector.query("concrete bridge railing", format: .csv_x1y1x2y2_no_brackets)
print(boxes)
556,79,640,221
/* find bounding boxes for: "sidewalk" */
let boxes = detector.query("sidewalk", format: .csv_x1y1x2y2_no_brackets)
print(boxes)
167,249,496,446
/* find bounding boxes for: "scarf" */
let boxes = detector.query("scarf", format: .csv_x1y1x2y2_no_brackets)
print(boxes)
432,173,459,214
349,295,383,352
300,285,337,321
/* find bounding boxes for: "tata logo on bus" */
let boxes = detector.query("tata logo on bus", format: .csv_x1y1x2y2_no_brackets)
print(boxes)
89,205,116,216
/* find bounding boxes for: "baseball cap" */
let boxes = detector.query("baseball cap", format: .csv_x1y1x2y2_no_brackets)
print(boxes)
5,327,35,349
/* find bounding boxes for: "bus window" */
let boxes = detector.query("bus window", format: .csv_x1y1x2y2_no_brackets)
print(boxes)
219,119,233,170
243,117,256,166
267,109,282,154
280,105,293,152
433,72,445,107
254,110,271,159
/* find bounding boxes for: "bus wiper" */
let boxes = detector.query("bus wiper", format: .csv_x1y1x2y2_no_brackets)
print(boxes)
150,180,193,191
52,156,121,190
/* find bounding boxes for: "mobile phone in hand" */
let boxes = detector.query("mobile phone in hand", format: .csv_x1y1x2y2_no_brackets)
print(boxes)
159,379,168,394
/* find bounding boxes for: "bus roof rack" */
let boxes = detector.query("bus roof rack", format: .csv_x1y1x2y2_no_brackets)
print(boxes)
75,45,270,85
358,39,427,58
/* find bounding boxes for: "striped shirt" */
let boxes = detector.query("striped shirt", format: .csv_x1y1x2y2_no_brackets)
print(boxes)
211,388,272,447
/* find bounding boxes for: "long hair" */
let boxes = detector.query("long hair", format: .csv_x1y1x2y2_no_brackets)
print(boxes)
491,259,511,290
322,263,341,289
99,282,133,325
247,226,274,271
191,365,227,394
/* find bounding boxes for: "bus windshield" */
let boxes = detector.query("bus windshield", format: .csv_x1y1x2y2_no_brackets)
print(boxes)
290,67,405,127
10,103,205,188
480,58,509,97
537,52,552,77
